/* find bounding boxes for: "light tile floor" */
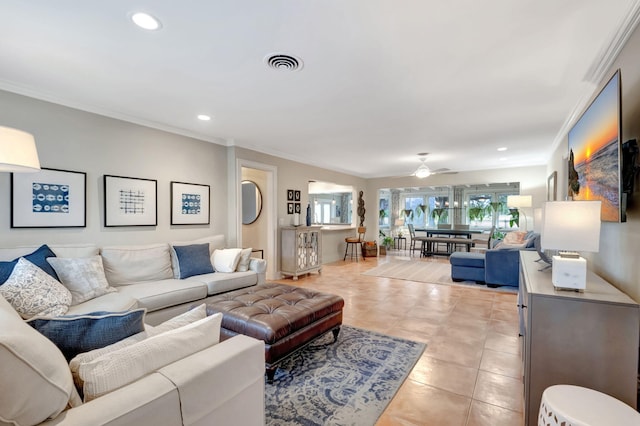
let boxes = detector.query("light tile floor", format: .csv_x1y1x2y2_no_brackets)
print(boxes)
271,251,525,426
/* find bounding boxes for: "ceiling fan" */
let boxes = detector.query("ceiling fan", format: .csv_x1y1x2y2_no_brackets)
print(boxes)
413,153,456,178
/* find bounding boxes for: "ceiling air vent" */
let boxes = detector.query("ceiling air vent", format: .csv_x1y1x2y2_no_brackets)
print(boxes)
264,54,303,71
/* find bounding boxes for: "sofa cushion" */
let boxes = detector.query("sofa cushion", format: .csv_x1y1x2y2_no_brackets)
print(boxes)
236,248,252,272
66,291,138,316
0,244,99,262
0,258,72,319
212,248,242,273
0,244,59,284
171,243,214,279
0,294,80,426
47,256,117,305
68,304,208,383
116,279,207,312
450,252,486,267
78,312,223,401
186,271,257,296
101,244,173,285
27,309,146,361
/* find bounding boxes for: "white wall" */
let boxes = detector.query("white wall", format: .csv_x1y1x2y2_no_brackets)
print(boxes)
230,147,368,263
549,22,640,301
0,90,228,247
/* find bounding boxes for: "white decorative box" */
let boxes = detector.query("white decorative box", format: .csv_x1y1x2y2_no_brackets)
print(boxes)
552,255,587,290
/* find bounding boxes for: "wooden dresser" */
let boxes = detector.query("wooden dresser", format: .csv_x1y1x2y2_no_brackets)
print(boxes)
519,251,639,425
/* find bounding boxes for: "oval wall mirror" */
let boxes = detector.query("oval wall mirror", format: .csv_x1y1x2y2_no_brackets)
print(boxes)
241,180,263,225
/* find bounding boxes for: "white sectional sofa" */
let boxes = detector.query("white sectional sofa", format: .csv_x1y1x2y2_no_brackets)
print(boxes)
0,234,267,425
0,234,267,325
0,294,265,426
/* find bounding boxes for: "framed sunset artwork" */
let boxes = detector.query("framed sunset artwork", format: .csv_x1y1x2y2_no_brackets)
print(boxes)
568,69,623,222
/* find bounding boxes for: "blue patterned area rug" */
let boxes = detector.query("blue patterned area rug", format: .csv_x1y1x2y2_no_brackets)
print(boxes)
265,325,425,425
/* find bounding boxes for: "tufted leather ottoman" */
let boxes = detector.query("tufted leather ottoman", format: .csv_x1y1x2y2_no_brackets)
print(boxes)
205,283,344,381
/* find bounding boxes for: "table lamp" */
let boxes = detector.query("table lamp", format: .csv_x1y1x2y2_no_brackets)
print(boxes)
0,126,41,172
506,195,532,230
394,218,404,237
541,201,601,290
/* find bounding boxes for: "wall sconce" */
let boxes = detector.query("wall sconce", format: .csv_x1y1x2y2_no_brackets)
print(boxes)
0,126,41,172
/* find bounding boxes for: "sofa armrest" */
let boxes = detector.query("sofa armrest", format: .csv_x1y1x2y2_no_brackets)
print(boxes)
158,334,265,426
249,258,267,285
41,373,182,426
484,248,521,287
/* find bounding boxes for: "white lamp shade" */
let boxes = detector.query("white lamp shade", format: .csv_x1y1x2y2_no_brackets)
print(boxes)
0,126,40,172
507,195,532,208
541,201,601,253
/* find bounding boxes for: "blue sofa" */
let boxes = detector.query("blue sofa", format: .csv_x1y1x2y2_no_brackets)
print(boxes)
450,232,539,288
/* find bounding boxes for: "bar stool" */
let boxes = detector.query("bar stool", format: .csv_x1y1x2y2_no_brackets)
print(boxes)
538,385,640,425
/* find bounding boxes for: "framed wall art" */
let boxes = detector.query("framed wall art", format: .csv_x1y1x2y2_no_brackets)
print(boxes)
170,181,210,225
547,171,557,201
11,167,86,228
104,175,157,227
287,189,294,201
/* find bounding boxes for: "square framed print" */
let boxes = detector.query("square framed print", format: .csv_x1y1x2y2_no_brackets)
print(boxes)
104,175,157,227
294,190,301,201
287,202,294,214
294,202,301,214
171,181,210,225
287,189,294,201
11,168,86,228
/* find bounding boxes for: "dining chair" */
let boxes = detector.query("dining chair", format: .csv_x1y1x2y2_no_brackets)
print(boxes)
407,224,421,256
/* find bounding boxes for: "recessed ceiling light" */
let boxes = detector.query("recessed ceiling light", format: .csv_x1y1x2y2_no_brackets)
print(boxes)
197,115,211,121
497,147,508,152
131,12,161,30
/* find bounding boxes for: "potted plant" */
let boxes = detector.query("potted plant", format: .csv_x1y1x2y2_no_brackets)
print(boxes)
431,208,448,226
379,230,393,255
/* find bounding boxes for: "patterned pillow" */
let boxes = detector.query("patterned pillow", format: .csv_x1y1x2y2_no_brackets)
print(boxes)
171,243,214,279
0,244,59,284
236,248,253,272
211,248,242,273
79,312,223,401
27,309,146,361
47,256,117,305
0,258,71,319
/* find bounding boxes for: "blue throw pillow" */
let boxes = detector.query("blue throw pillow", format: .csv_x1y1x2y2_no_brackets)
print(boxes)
0,244,59,285
27,309,146,361
173,243,214,279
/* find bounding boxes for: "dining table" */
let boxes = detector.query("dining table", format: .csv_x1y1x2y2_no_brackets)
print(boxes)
413,228,483,256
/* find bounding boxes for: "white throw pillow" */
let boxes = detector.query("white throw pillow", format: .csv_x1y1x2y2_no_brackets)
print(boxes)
47,256,117,305
211,248,242,273
78,312,223,401
236,248,252,272
0,258,71,319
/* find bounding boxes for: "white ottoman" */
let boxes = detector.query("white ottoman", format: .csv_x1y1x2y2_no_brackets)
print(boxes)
538,385,640,426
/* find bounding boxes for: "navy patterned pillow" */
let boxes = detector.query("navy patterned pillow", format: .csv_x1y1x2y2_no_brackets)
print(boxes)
172,243,214,279
0,244,59,284
27,309,146,361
